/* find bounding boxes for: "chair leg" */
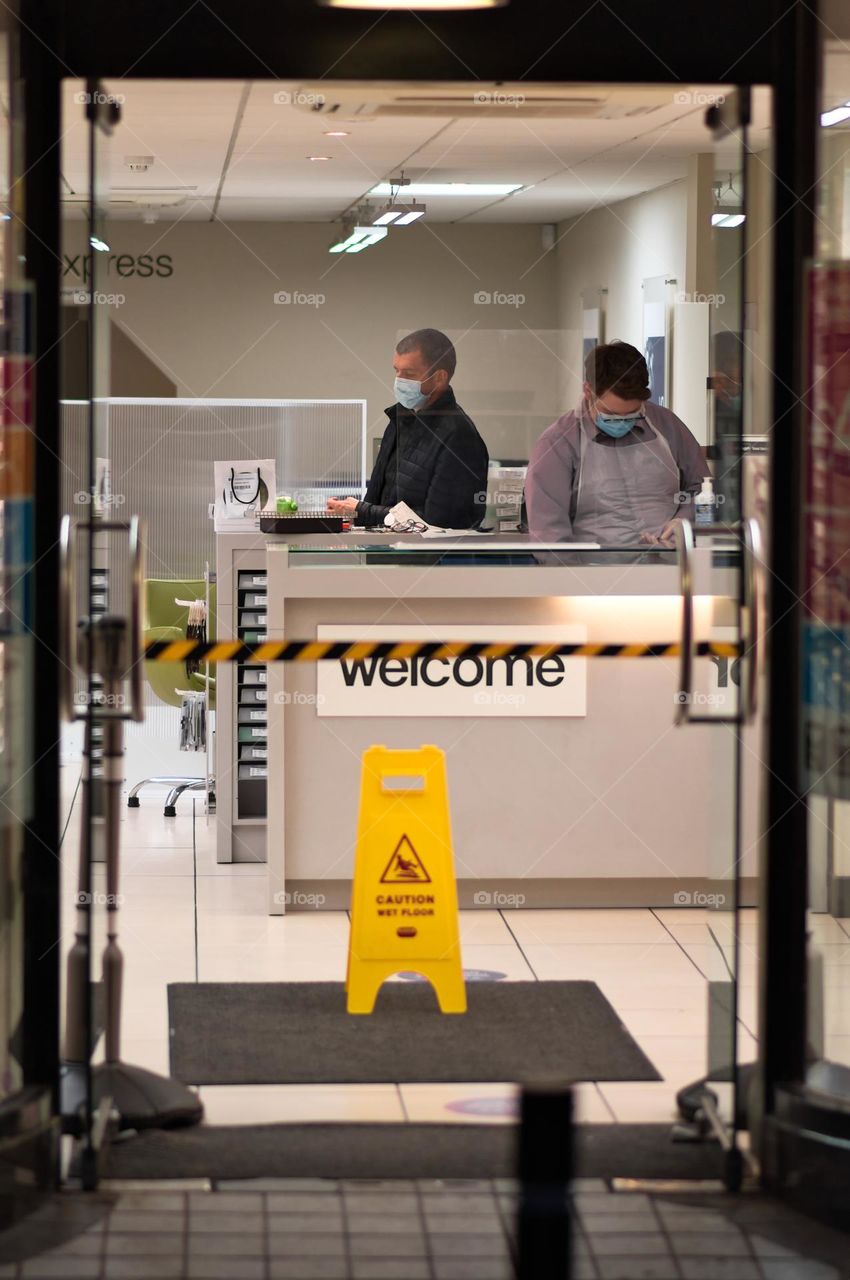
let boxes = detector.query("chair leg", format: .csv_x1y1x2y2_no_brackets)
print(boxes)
127,776,204,810
163,778,207,817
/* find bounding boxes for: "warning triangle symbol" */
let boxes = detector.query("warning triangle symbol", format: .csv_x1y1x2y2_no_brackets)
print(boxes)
380,835,431,884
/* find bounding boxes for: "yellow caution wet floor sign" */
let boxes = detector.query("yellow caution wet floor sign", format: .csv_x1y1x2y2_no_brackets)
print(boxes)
346,745,466,1015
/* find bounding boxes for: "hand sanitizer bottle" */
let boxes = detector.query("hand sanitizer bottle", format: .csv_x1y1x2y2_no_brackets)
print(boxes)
694,476,715,528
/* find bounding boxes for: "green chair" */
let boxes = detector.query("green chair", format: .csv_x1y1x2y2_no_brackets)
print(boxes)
126,578,216,817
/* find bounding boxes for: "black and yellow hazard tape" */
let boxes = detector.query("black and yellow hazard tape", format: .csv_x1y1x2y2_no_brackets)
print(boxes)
144,638,742,664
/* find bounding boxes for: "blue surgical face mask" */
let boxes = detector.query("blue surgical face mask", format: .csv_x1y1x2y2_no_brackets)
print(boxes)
394,377,429,412
595,412,642,438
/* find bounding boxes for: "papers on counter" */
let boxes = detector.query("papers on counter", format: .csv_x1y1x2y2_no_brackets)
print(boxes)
390,540,600,550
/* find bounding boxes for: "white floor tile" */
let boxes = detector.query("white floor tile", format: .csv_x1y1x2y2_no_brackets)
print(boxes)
457,911,514,946
199,1083,405,1125
456,944,536,980
635,1034,711,1079
617,1006,709,1038
809,943,850,968
597,1081,681,1123
653,907,758,927
595,982,707,1013
522,942,704,985
502,908,670,947
404,1081,612,1124
823,1036,850,1068
197,945,350,983
807,913,850,942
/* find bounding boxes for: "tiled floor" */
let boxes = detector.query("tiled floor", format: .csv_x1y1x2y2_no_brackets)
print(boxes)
2,1181,849,1280
57,759,850,1129
5,761,840,1278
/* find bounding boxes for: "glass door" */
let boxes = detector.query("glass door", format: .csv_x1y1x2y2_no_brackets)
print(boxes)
60,77,124,1186
672,86,759,1186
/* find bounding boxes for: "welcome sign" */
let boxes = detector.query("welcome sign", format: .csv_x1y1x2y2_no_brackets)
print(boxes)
316,625,587,717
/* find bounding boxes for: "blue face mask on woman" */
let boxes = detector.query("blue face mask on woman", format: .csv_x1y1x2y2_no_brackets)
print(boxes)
394,377,429,412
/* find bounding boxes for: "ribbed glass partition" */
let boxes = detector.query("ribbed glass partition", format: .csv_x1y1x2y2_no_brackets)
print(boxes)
61,398,367,582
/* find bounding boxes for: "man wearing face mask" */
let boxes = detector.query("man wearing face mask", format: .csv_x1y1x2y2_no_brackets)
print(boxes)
327,328,488,529
525,341,706,547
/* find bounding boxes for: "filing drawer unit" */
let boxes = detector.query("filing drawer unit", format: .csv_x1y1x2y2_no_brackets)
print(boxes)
215,534,272,863
236,570,269,818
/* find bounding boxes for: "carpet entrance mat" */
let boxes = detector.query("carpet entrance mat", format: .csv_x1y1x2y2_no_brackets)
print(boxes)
167,981,661,1085
99,1123,722,1182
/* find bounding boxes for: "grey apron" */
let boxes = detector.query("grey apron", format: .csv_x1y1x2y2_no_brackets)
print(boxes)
573,411,681,546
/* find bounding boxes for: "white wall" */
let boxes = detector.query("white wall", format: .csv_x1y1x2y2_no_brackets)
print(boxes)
63,163,769,463
63,220,561,463
553,181,689,408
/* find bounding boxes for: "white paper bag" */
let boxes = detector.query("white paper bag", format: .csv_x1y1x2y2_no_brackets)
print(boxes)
214,459,275,532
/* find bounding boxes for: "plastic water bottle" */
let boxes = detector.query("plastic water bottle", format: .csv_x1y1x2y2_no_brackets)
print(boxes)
694,476,715,528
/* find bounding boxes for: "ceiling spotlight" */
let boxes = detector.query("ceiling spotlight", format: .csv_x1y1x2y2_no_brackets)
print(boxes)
371,202,426,227
323,129,350,137
89,235,110,252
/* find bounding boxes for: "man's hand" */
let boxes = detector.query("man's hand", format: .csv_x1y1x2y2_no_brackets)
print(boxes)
327,497,359,514
640,519,679,547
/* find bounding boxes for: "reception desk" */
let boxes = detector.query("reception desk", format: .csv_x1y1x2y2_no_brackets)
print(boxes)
234,534,762,915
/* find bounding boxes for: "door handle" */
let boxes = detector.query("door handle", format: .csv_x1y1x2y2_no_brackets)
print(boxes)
673,517,696,725
59,514,77,723
673,517,761,725
128,515,145,722
741,517,762,724
59,515,146,723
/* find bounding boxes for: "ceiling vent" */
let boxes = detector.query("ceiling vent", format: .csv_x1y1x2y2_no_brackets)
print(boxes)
290,82,671,120
62,190,193,211
124,155,155,172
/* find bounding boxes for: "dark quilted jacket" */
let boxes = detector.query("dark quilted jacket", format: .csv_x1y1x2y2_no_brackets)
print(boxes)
356,388,489,529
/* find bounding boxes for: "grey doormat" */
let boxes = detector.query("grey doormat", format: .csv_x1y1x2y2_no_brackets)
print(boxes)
100,1123,722,1182
167,981,660,1085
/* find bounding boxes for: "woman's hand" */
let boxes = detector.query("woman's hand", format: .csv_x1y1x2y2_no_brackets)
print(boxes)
327,497,359,514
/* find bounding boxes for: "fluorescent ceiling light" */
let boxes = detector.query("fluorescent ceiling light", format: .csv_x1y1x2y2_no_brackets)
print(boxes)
346,226,389,253
323,130,350,137
394,207,426,225
821,102,850,127
370,181,522,197
373,209,401,226
370,202,426,226
328,224,388,254
711,212,745,228
90,235,110,251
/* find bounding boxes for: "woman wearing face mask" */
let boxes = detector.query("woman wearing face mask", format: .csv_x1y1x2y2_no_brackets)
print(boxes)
327,328,489,530
525,341,706,547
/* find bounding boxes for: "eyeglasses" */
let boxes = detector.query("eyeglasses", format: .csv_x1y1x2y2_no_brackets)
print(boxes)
593,399,646,421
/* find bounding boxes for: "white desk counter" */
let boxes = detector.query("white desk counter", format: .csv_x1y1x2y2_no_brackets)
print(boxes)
254,535,761,915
